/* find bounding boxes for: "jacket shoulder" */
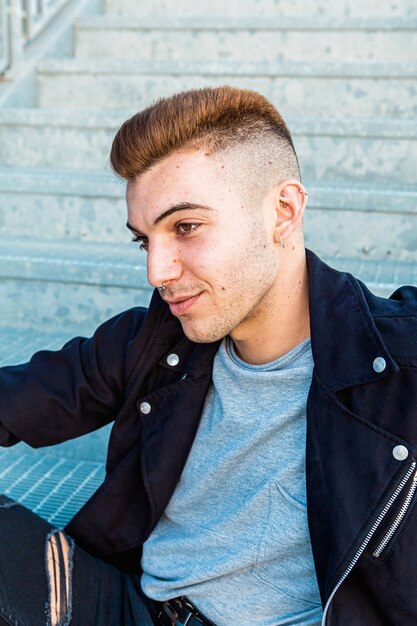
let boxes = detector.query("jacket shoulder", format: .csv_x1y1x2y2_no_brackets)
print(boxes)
360,281,417,364
81,306,151,383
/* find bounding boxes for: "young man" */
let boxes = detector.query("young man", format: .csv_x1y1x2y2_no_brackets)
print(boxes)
0,86,416,626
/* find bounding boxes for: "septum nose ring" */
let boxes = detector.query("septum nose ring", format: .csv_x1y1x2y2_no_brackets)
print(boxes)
159,283,166,293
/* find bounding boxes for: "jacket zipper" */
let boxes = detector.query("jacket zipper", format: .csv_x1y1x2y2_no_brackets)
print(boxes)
321,461,417,626
372,467,417,557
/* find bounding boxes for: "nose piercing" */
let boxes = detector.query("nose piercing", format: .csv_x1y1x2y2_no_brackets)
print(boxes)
159,283,166,293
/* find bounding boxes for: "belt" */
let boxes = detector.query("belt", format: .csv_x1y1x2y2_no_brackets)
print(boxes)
155,596,216,626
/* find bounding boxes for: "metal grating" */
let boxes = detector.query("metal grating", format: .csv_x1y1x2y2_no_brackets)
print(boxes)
0,449,105,528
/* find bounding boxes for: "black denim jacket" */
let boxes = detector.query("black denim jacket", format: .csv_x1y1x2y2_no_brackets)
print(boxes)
1,250,417,625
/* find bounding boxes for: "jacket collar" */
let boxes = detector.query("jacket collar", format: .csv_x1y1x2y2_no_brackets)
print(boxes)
145,249,399,392
306,249,399,392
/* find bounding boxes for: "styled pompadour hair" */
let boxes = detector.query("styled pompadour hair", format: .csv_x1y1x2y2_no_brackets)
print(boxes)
110,85,300,181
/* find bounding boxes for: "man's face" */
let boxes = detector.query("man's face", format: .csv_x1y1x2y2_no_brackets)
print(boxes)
126,149,279,344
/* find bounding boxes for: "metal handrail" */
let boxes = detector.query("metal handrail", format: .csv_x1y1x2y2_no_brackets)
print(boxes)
0,0,11,74
0,0,71,76
22,0,70,41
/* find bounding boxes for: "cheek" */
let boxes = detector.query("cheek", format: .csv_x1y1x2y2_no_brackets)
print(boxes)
189,238,224,272
188,230,252,286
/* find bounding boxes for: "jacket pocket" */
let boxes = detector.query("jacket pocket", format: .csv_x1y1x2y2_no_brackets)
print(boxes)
369,461,417,560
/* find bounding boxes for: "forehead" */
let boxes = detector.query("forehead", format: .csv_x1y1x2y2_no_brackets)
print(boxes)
126,149,241,217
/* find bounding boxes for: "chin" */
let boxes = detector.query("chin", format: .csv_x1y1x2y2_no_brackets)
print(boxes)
180,321,227,344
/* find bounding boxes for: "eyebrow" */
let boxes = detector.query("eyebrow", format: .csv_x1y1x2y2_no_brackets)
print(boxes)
126,202,216,234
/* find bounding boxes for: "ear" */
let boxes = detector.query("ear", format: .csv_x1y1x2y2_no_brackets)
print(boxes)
272,179,308,246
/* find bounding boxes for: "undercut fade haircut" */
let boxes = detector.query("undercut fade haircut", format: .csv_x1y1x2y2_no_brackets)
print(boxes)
110,86,301,182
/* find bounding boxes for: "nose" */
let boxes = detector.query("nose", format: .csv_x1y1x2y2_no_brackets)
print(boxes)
146,239,182,289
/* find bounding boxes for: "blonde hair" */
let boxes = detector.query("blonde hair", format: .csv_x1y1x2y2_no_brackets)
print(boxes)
110,85,300,182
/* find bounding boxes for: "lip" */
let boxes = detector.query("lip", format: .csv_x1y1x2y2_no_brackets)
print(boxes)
165,293,201,315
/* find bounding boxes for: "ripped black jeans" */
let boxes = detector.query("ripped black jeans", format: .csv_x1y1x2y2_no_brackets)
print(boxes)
0,495,155,626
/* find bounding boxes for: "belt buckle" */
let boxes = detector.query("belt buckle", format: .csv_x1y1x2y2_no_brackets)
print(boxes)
158,598,194,626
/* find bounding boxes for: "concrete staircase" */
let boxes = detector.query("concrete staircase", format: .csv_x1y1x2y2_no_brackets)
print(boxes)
0,0,416,517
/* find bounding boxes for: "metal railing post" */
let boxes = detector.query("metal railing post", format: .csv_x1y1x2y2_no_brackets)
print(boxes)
0,0,9,73
8,0,25,67
21,0,32,39
1,0,72,76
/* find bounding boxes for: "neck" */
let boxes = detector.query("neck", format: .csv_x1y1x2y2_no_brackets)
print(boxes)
231,248,310,365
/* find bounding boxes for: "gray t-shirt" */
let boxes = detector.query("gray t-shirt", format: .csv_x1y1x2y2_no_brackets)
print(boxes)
141,337,323,625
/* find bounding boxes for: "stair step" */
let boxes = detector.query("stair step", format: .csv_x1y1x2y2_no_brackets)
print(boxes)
104,0,417,19
79,15,417,29
0,108,120,173
0,236,151,334
0,110,416,184
37,57,417,79
304,213,417,266
36,59,417,118
0,449,105,527
321,256,417,296
304,181,417,261
0,166,127,242
295,121,417,185
0,326,74,366
0,273,147,334
74,15,417,63
307,180,417,214
0,237,148,288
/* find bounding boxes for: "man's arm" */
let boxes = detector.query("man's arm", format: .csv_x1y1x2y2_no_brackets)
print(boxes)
0,308,147,448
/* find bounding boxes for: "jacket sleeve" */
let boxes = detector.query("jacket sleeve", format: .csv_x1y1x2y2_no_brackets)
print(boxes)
0,308,147,448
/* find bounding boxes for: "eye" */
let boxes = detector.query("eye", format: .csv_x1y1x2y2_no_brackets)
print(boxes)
177,223,199,235
131,234,148,251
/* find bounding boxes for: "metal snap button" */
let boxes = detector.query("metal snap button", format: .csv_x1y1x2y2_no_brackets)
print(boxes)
373,357,386,373
393,445,409,461
139,401,151,415
167,353,180,367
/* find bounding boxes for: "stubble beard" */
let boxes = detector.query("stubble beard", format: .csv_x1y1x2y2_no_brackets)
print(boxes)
179,228,278,344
